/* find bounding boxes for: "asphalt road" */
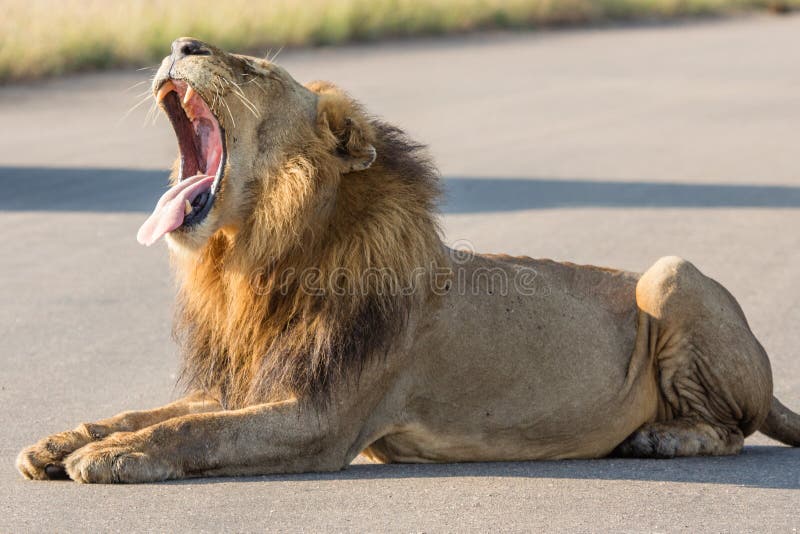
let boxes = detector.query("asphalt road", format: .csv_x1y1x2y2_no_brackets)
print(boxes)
2,15,800,533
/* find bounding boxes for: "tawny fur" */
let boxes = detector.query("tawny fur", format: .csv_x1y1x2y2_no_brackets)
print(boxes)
16,37,800,483
174,115,444,408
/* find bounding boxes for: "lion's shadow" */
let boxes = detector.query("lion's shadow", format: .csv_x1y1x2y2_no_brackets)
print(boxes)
3,166,800,212
443,177,800,212
166,445,800,490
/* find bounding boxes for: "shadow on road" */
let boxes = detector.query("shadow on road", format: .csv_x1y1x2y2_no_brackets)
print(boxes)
164,446,800,490
444,177,800,212
3,166,800,213
0,166,165,212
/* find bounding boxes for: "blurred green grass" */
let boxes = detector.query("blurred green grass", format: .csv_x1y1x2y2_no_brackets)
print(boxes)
1,0,796,83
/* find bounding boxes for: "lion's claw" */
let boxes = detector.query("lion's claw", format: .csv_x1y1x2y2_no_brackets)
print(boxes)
44,463,69,480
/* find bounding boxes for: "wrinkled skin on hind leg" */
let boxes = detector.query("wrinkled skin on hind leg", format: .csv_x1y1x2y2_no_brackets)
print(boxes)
612,256,773,458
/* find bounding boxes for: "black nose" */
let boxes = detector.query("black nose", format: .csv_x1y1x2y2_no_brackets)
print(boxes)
171,38,211,60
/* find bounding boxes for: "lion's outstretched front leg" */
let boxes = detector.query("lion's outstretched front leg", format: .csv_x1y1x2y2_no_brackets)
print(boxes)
63,399,360,483
16,391,221,480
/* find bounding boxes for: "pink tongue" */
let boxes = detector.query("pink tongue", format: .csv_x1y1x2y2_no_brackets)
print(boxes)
137,175,214,246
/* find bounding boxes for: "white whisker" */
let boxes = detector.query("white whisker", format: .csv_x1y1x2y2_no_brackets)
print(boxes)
221,77,259,118
119,93,154,124
213,78,236,128
146,99,160,127
243,77,269,97
220,95,237,128
124,80,149,93
269,46,284,63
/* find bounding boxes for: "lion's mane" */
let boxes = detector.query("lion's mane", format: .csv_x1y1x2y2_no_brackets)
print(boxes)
172,94,445,408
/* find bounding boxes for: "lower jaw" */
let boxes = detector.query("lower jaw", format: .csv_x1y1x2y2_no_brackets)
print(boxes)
183,192,215,228
165,225,212,252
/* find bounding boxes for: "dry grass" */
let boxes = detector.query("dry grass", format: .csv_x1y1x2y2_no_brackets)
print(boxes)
1,0,796,83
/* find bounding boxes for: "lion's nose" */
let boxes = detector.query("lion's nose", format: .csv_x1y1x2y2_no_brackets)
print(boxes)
171,38,211,60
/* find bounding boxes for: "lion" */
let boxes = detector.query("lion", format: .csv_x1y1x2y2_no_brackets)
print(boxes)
17,37,800,483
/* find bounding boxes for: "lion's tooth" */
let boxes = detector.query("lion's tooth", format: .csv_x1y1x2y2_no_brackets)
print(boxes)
183,86,195,105
156,80,175,103
184,200,193,215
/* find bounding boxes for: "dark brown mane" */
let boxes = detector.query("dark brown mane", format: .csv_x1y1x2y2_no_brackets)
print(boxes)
173,117,445,408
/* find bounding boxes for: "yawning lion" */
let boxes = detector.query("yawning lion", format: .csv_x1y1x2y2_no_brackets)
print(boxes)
17,38,800,483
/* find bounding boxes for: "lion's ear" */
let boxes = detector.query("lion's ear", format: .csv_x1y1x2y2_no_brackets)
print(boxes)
334,116,377,172
315,91,377,173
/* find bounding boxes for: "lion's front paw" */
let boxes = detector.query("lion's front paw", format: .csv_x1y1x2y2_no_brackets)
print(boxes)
16,424,108,480
64,435,179,484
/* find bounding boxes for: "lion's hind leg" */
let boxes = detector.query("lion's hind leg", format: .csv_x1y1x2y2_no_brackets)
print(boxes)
619,256,774,459
612,417,743,458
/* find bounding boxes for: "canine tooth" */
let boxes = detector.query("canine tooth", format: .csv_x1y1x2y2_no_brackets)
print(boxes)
156,80,175,103
183,86,195,105
184,200,193,214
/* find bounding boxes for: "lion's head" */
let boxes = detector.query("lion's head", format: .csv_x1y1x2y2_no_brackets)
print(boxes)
141,38,446,407
139,37,380,253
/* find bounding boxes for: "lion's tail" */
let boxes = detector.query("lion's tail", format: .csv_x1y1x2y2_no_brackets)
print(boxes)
759,396,800,446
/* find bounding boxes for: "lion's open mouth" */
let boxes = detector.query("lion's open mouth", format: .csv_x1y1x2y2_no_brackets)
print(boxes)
136,79,226,246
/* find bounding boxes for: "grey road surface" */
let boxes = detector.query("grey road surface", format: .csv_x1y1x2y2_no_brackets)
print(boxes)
2,15,800,533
